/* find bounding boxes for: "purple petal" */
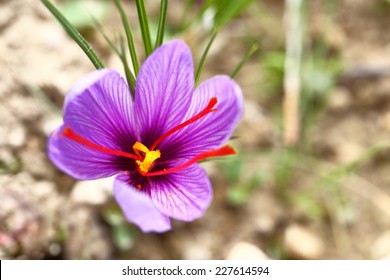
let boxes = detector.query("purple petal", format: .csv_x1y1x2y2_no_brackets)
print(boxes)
48,69,138,180
161,75,243,158
114,175,171,233
48,125,119,179
134,40,194,145
149,164,212,222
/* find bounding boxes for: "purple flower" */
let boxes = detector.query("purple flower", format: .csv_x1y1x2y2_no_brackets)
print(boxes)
48,40,243,232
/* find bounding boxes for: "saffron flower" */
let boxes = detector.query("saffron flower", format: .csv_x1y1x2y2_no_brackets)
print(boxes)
48,40,243,232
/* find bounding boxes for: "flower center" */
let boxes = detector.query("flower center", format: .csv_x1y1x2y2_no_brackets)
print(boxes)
132,141,161,174
61,97,236,177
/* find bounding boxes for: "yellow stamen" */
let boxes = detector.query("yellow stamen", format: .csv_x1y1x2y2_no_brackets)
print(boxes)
132,141,150,157
132,141,161,174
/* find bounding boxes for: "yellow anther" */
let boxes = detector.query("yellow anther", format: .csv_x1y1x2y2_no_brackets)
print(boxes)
132,141,150,157
133,141,161,174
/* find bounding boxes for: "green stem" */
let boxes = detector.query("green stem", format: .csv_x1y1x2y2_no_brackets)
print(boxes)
114,0,140,76
195,30,218,86
332,143,390,175
41,0,104,70
92,18,136,94
155,0,168,49
119,36,136,96
135,0,153,56
230,44,258,78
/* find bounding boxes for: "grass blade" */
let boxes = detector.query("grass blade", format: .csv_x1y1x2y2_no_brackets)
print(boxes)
92,17,121,56
114,0,140,76
91,17,136,95
119,36,136,96
230,44,258,78
155,0,168,49
212,0,254,29
195,30,218,86
135,0,153,56
41,0,104,70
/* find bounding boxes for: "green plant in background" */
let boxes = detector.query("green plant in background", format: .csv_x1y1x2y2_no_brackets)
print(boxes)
254,0,343,215
0,159,21,175
103,208,138,251
300,43,342,145
59,0,110,30
199,0,255,29
261,52,286,98
178,0,255,32
261,12,342,141
219,153,267,206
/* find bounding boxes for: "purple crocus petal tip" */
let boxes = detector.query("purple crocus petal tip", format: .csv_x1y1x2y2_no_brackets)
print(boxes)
114,176,172,233
65,68,116,108
149,164,213,222
134,39,195,143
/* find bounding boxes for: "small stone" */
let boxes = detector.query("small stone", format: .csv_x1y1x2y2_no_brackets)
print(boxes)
183,245,211,260
335,142,365,164
328,87,351,111
7,126,26,147
284,224,324,259
48,243,62,256
41,116,62,136
71,177,113,205
371,231,390,260
254,215,275,234
33,181,55,198
226,242,269,260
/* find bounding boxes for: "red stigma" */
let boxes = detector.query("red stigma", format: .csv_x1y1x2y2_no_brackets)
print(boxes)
61,127,141,161
143,145,236,177
149,97,218,150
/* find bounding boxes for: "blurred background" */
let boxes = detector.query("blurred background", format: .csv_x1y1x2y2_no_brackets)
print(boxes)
1,0,390,259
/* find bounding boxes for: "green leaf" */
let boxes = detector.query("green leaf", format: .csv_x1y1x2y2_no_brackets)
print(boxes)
291,193,324,219
119,36,136,95
114,0,140,76
113,225,136,251
213,0,254,28
103,208,125,226
135,0,153,56
91,17,135,94
227,173,264,205
155,0,168,49
220,155,242,183
41,0,105,70
230,44,258,78
273,148,297,188
261,52,285,95
195,30,218,86
227,185,249,205
201,0,254,29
